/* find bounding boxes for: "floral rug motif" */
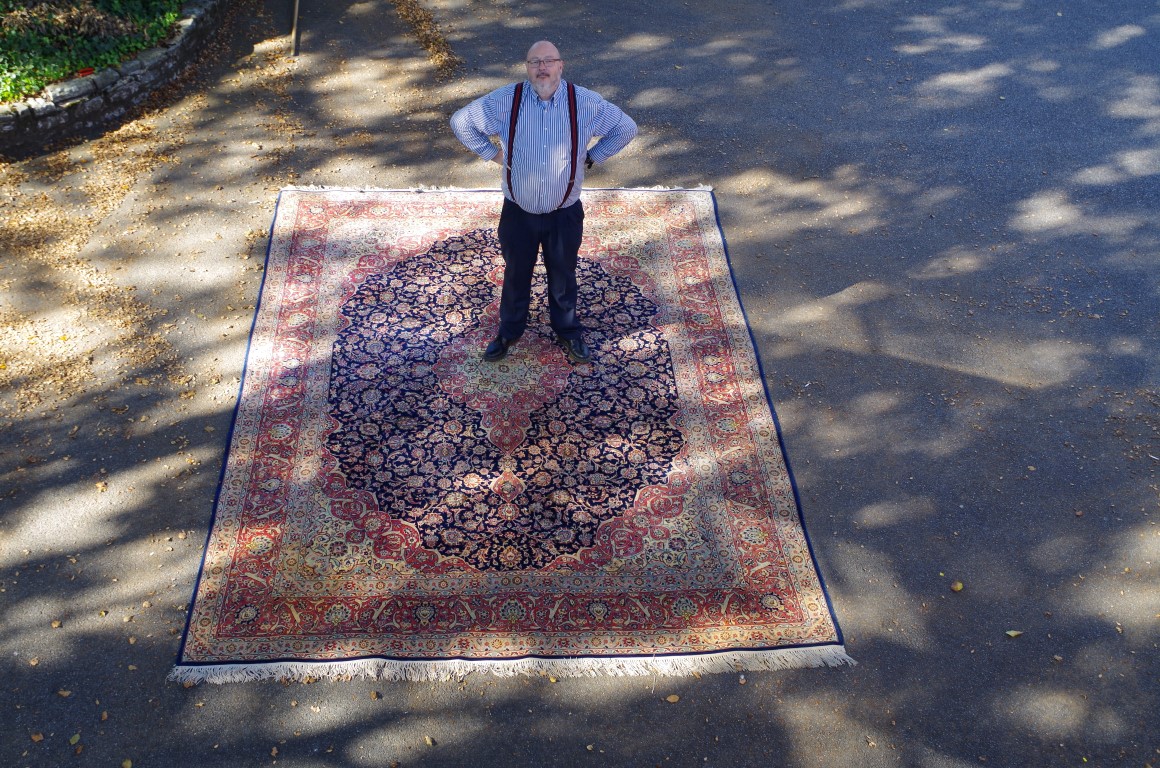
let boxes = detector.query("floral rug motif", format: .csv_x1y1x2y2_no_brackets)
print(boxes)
174,188,851,682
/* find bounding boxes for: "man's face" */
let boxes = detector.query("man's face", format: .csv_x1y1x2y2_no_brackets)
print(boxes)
525,43,563,94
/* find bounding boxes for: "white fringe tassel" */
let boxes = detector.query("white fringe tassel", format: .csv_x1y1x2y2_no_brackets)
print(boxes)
169,646,853,685
277,185,714,193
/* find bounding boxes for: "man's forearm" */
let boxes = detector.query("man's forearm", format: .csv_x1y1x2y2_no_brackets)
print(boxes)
450,102,500,160
588,115,638,164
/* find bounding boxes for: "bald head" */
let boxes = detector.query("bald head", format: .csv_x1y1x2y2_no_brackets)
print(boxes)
527,40,560,60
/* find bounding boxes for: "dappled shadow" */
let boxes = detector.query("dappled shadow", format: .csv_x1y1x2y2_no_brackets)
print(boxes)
2,0,1158,765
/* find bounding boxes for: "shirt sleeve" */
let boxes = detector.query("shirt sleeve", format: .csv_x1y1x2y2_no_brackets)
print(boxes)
450,89,506,162
585,100,638,164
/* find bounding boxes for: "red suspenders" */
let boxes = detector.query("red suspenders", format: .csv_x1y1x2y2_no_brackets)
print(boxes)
505,82,523,201
506,81,579,211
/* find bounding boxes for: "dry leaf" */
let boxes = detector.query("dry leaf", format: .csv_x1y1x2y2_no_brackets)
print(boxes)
1005,630,1024,638
70,734,81,745
271,747,278,757
28,657,39,666
424,735,435,746
51,620,62,628
101,711,108,721
31,733,44,742
58,689,72,697
665,695,680,703
950,580,964,592
370,691,380,700
123,761,133,768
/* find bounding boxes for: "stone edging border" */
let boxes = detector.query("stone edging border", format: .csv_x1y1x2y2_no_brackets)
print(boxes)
0,0,229,157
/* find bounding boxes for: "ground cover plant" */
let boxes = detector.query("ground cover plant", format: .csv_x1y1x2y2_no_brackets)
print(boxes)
0,0,181,102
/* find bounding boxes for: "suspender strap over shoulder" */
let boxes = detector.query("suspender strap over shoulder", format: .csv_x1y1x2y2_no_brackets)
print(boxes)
506,82,523,202
506,81,579,211
559,82,579,210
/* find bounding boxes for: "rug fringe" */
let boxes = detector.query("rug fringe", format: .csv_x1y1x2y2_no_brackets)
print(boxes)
170,646,853,685
277,185,713,193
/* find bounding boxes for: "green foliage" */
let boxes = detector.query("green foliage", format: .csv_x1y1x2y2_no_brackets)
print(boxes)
0,0,182,103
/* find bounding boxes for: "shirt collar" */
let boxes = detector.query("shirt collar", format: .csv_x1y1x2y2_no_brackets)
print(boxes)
525,79,567,106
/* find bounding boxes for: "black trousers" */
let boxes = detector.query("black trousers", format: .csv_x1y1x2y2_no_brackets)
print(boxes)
495,197,585,341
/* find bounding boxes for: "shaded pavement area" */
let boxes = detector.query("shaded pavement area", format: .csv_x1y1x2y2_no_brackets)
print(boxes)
1,0,1157,765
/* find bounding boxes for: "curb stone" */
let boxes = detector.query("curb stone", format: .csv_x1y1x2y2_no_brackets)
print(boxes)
0,0,230,156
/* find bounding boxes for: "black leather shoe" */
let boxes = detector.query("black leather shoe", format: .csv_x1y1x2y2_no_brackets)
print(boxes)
558,336,591,364
482,335,514,362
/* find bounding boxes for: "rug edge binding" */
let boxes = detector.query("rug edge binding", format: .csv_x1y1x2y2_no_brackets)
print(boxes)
169,646,854,685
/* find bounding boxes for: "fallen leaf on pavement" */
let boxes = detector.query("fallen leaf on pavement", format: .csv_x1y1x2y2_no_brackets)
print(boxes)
666,695,680,703
1005,630,1024,638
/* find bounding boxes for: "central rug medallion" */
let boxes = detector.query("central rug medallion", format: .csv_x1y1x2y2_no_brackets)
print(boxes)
327,227,683,571
174,188,851,682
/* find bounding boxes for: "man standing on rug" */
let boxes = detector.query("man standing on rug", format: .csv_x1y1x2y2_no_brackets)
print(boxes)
450,40,637,363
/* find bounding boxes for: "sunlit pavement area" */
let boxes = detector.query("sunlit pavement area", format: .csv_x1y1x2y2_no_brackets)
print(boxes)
1,0,1157,765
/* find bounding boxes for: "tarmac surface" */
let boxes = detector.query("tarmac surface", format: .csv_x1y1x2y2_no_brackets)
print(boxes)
1,0,1157,766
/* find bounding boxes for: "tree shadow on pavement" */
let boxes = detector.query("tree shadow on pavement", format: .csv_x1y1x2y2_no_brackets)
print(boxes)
1,0,1157,766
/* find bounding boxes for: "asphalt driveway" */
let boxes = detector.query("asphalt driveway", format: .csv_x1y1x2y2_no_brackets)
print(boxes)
2,0,1157,765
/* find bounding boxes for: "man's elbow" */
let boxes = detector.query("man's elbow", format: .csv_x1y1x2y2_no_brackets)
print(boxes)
449,108,468,137
621,116,639,142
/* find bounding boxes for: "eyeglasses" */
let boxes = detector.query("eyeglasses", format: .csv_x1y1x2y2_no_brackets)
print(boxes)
526,57,561,67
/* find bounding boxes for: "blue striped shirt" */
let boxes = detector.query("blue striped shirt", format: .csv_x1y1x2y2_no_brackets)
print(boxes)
450,80,637,214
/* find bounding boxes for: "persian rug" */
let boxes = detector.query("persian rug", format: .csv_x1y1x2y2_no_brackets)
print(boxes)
173,188,851,683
